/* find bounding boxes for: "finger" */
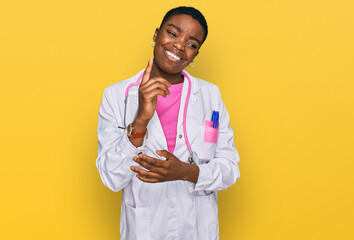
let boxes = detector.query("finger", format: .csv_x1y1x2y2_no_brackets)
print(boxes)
141,58,153,85
142,89,170,100
137,175,161,183
130,166,163,181
133,156,154,170
133,158,167,177
134,156,169,177
130,166,150,175
138,154,166,168
141,82,170,97
156,150,174,159
141,77,171,89
136,170,163,180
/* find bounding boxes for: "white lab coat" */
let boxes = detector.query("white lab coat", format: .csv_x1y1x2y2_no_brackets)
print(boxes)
96,70,240,240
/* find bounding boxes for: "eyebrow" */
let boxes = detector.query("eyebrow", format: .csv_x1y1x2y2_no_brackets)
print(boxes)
167,24,202,45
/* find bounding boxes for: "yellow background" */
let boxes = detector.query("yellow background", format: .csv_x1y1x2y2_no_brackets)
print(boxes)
1,0,353,239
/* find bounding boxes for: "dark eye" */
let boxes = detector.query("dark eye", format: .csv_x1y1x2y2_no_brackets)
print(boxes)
188,42,198,49
167,30,177,37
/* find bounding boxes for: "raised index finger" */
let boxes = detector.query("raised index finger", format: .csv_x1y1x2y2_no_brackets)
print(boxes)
141,58,153,85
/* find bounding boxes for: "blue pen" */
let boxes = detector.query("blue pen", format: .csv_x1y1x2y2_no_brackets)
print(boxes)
211,111,219,129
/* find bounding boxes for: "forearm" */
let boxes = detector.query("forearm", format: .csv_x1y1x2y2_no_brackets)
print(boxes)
196,157,239,191
97,129,146,192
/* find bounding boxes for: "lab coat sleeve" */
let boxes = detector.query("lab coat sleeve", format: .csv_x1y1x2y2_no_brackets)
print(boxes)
189,87,240,192
96,88,146,192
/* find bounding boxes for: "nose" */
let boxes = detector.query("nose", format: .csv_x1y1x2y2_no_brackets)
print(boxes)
172,38,185,51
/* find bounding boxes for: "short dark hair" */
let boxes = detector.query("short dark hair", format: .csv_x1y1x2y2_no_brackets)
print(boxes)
159,6,208,43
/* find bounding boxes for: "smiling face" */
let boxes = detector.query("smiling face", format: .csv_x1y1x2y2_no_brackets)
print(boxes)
152,14,205,75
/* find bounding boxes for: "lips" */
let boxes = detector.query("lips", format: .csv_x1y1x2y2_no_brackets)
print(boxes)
164,49,184,62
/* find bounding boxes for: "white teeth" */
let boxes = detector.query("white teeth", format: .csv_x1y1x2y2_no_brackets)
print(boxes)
166,51,181,60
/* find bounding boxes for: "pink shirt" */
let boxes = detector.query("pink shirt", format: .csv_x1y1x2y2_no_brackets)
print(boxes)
156,82,183,153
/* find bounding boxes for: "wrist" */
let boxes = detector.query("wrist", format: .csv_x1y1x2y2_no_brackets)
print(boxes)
134,115,149,127
133,117,149,132
181,163,199,183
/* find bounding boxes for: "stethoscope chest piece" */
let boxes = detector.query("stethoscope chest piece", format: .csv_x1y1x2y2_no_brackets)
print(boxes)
188,150,199,165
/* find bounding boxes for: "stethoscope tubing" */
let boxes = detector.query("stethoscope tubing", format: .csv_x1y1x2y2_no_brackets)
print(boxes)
123,70,193,152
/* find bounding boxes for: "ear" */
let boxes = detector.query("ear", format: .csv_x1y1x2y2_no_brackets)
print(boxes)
153,28,159,41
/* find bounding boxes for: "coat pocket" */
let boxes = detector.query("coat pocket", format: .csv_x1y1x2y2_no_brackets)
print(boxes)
121,201,150,240
195,120,218,160
195,193,219,240
203,120,219,143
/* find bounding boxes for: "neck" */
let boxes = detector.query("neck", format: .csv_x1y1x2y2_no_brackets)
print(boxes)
150,60,184,84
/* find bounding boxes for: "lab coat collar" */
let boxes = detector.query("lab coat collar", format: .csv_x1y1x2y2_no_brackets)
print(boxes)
182,70,201,96
126,70,201,97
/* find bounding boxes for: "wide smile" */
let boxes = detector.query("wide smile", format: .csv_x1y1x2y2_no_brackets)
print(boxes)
164,49,184,63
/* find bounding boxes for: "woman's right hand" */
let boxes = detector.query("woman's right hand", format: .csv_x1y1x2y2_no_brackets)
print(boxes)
129,58,171,147
136,58,171,124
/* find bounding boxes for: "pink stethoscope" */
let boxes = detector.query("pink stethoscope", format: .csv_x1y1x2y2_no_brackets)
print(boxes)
121,71,199,165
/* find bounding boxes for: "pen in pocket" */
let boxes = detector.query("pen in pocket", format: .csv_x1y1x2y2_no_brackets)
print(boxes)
211,111,219,129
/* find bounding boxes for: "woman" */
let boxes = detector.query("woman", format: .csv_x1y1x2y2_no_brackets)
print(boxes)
96,6,240,240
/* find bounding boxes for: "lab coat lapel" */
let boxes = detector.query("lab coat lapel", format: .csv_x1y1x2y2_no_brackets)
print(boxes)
149,111,166,146
126,85,139,123
176,71,201,137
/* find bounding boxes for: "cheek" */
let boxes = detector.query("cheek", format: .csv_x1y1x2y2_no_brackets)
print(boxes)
155,34,170,46
187,51,198,61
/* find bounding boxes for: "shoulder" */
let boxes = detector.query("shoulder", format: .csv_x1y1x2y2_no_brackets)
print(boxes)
187,72,221,96
103,70,144,98
198,78,219,91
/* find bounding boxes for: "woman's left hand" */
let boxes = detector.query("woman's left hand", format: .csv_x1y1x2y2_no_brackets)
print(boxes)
130,150,199,183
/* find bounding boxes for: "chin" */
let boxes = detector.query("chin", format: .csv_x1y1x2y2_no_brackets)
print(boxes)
155,60,185,75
